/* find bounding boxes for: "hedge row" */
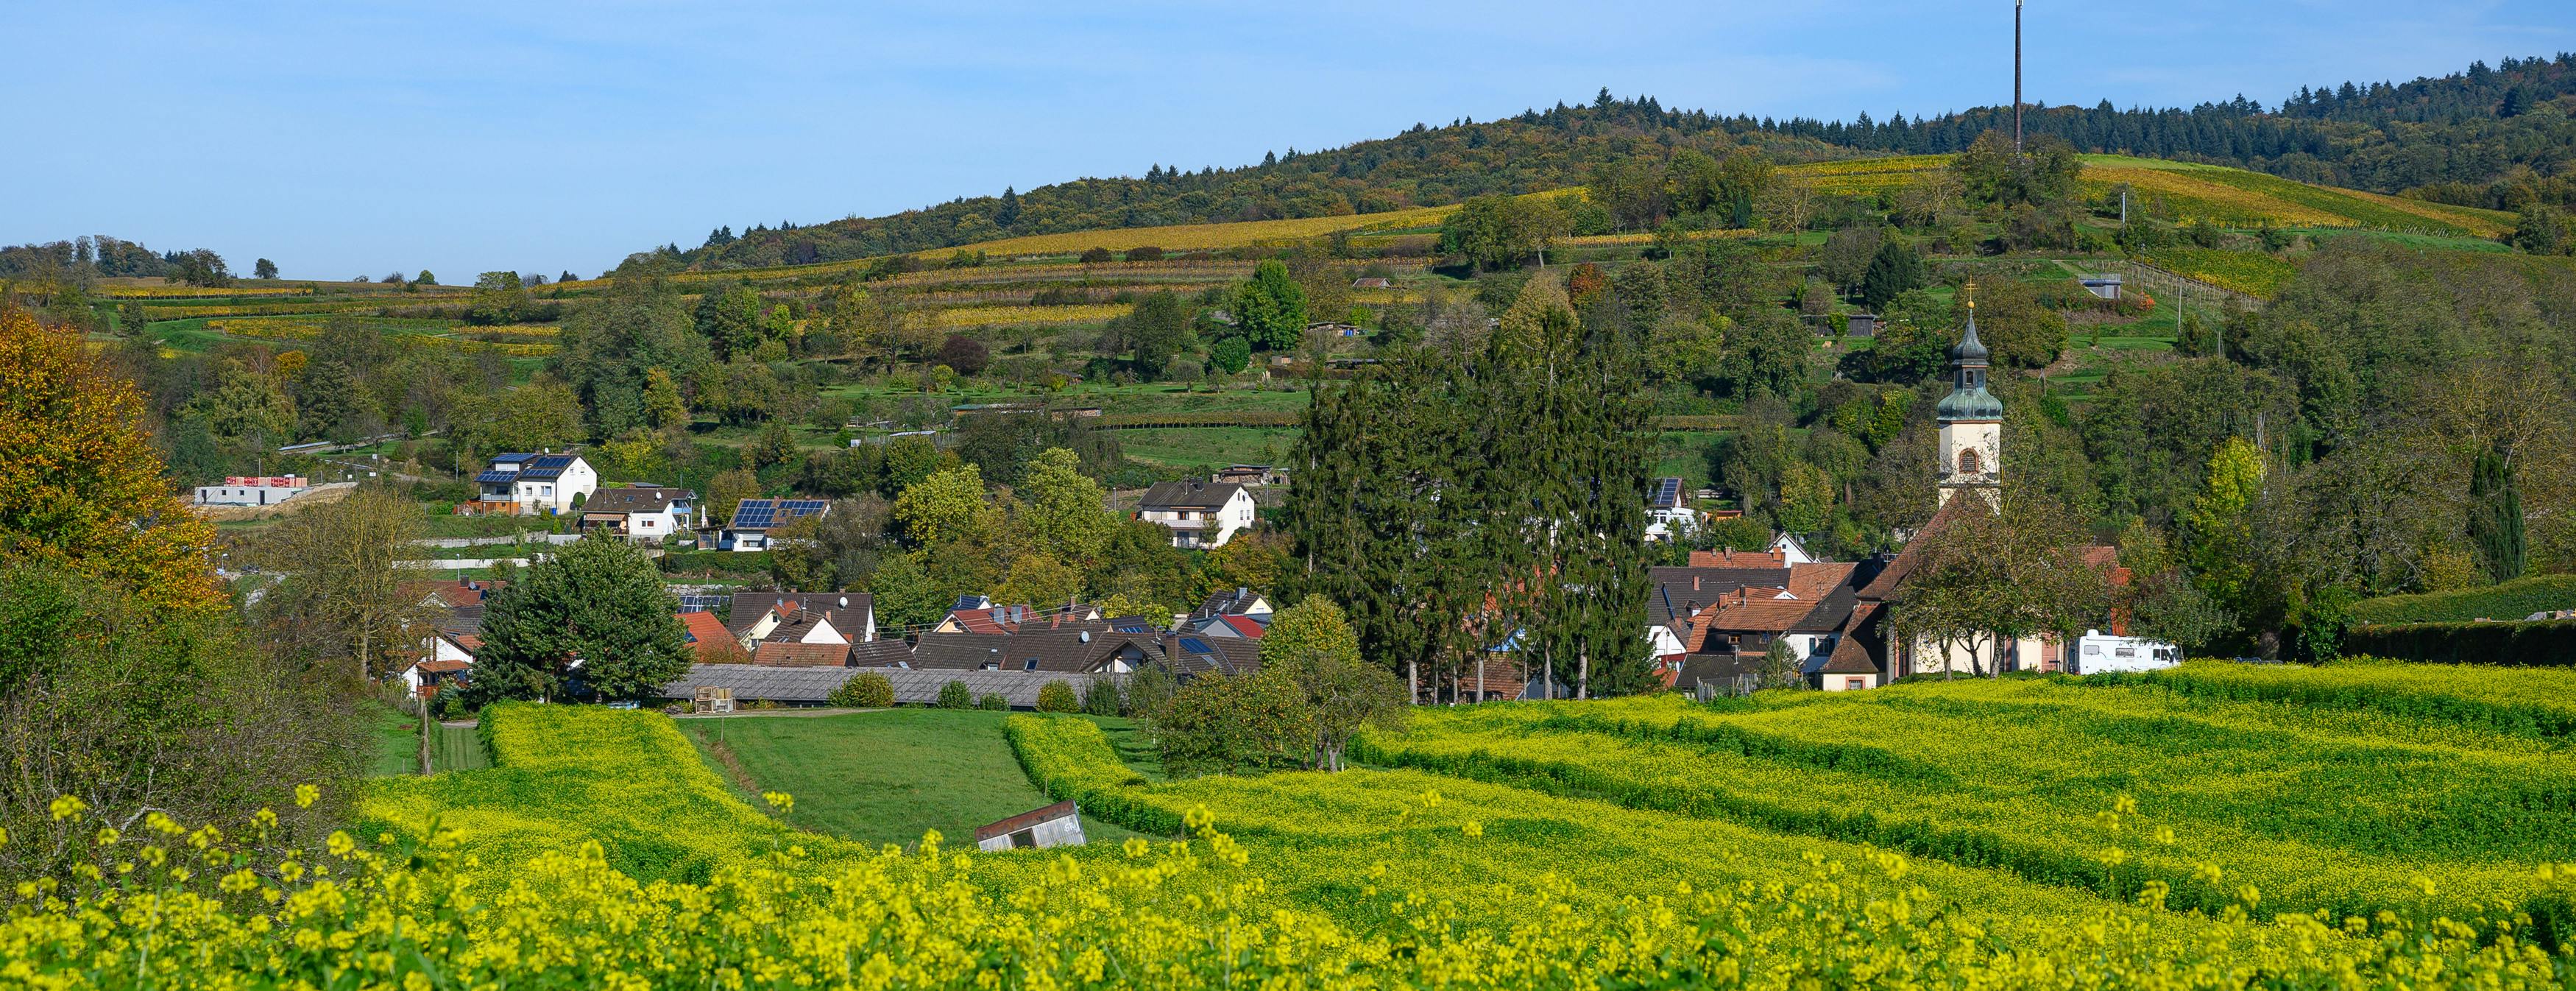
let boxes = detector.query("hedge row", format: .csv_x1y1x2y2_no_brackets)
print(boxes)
2342,619,2576,668
658,549,772,576
2347,575,2576,625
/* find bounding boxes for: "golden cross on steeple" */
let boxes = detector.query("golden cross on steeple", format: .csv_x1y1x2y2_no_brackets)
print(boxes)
1962,281,1978,311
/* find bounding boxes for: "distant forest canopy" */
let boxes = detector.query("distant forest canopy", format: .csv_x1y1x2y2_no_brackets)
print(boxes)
676,54,2576,270
0,236,227,283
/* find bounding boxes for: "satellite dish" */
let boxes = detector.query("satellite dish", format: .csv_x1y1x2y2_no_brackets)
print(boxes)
838,596,849,608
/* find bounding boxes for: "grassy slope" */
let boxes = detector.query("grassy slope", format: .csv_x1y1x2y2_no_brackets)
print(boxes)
672,709,1147,845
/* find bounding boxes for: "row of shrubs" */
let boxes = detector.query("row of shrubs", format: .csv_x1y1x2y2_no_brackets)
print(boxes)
821,672,1121,713
2346,574,2576,625
2342,618,2576,668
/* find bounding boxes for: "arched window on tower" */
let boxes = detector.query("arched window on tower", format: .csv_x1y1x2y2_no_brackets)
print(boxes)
1958,448,1982,476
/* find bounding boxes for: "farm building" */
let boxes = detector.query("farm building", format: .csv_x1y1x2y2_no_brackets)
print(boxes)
974,800,1086,852
196,474,310,507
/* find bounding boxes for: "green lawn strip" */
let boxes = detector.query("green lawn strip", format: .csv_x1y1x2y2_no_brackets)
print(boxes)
1117,426,1298,468
368,703,422,776
674,709,1148,847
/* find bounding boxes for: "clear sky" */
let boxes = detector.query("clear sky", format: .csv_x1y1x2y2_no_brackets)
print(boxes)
7,1,2569,281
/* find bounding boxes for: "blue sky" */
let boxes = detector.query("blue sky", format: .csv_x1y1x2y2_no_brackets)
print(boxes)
7,1,2569,281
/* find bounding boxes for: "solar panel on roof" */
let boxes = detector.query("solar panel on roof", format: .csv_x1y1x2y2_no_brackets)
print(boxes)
474,470,519,484
1178,637,1214,655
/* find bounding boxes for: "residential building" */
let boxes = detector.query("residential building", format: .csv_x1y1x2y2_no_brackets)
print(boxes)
913,627,1157,674
469,453,597,515
399,633,476,698
1645,477,1698,543
196,475,309,507
1181,613,1267,639
677,611,741,662
721,498,828,551
1136,479,1256,548
1211,465,1281,487
728,592,877,645
1194,588,1273,619
578,486,696,542
1162,632,1263,679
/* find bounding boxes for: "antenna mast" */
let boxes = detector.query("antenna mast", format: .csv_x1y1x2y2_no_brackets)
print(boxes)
2014,0,2025,151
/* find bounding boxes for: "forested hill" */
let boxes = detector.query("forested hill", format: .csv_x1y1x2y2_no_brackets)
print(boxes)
678,54,2576,270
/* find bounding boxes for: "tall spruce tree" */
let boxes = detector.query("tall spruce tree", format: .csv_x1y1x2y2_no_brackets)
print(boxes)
465,535,692,704
1285,277,1651,702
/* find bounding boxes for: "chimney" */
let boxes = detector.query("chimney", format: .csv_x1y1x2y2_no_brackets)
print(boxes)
1693,575,1702,591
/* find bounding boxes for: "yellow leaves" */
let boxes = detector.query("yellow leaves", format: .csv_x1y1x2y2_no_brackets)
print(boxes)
48,796,86,822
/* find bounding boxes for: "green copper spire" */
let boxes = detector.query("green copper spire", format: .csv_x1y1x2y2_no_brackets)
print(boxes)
1935,292,2002,422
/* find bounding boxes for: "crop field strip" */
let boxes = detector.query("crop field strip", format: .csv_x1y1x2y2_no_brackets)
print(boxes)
1354,673,2576,929
1000,714,2265,944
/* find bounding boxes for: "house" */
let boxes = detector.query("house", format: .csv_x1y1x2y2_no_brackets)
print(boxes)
913,627,1158,674
1181,613,1267,639
847,639,916,668
196,475,309,507
578,486,696,543
677,611,742,662
1161,633,1263,679
1195,587,1273,619
1137,479,1256,549
722,498,829,551
399,633,477,698
468,453,597,515
1645,477,1699,543
729,592,877,645
751,641,853,667
933,602,1034,635
2081,273,2123,300
975,800,1087,852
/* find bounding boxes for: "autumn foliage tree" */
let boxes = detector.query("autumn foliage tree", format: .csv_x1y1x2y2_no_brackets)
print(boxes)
0,306,222,613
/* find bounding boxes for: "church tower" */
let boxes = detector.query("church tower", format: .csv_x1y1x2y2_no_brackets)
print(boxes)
1934,287,2003,507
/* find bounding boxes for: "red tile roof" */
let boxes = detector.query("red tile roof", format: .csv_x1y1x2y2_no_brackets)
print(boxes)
1217,615,1266,638
677,612,735,660
752,641,849,668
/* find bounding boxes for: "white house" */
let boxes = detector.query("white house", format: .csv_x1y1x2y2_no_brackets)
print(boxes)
722,498,830,551
400,633,476,698
472,453,597,515
1644,477,1699,543
197,475,309,507
578,486,696,542
1138,479,1256,549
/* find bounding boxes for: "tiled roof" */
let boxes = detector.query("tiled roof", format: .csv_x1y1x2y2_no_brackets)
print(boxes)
1689,549,1787,568
1217,615,1266,638
1649,565,1796,597
1163,635,1262,677
677,612,736,660
584,486,690,515
913,632,1013,670
847,639,916,668
1786,562,1857,601
1195,588,1267,617
1140,479,1243,511
1858,498,1969,601
752,641,850,668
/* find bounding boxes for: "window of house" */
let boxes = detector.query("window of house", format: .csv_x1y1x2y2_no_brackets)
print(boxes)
1023,658,1039,671
1844,677,1866,691
1009,829,1036,849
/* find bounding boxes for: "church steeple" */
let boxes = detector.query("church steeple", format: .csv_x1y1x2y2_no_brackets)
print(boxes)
1935,285,2003,507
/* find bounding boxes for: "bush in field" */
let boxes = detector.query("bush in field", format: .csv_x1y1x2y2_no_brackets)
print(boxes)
1036,680,1079,713
974,692,1009,710
935,680,972,709
827,672,894,708
1081,677,1122,716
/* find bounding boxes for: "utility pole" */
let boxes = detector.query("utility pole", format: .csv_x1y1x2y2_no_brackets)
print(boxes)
2014,0,2025,151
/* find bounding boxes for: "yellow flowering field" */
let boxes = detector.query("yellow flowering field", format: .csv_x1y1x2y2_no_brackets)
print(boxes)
1358,671,2576,931
925,303,1133,328
4,702,2572,987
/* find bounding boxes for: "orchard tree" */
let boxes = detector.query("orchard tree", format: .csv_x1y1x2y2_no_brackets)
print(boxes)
1231,261,1308,351
1016,447,1115,565
467,535,692,704
1259,597,1406,771
893,464,994,546
255,487,428,683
